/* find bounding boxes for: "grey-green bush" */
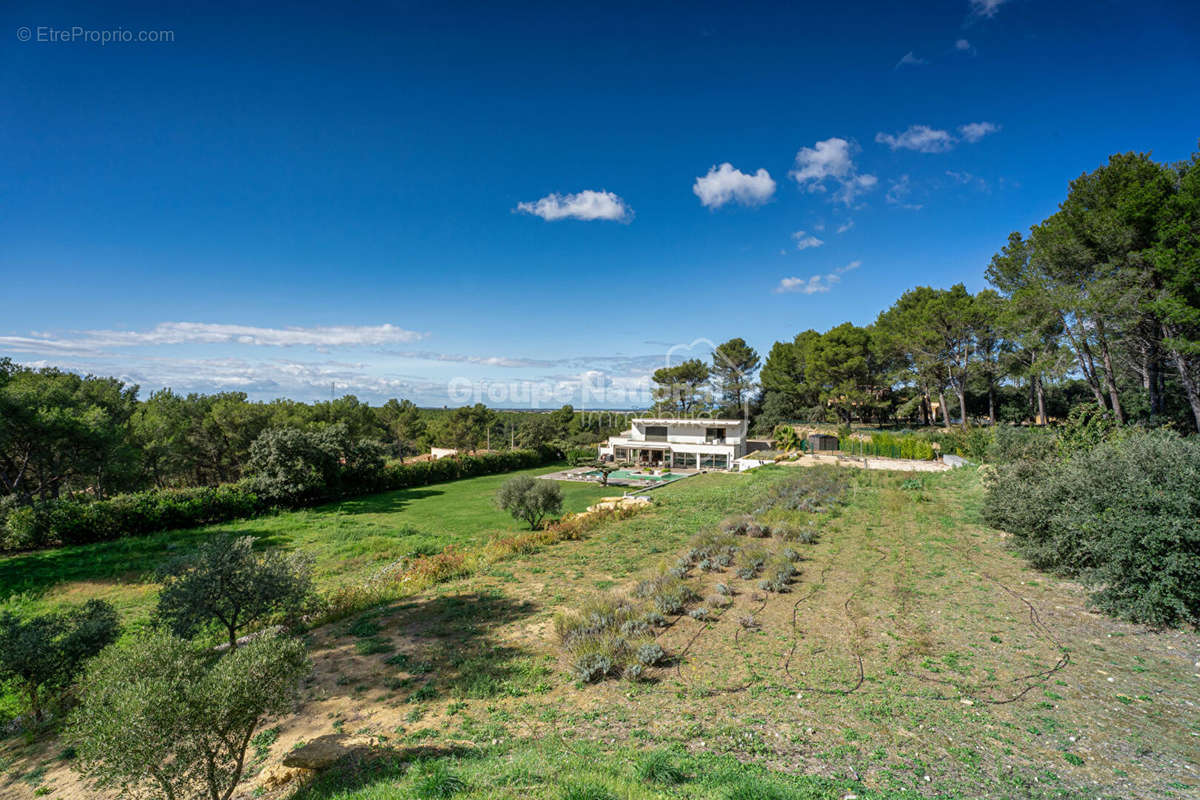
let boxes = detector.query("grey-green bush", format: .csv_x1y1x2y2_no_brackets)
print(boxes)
984,430,1200,627
67,630,310,800
494,474,563,530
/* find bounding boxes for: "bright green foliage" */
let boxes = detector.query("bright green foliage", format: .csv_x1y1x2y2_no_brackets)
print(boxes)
155,535,314,650
635,749,685,785
494,475,563,530
771,425,800,452
0,599,118,722
413,762,468,798
67,629,310,800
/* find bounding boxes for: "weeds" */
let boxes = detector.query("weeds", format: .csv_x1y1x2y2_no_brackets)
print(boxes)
635,749,685,784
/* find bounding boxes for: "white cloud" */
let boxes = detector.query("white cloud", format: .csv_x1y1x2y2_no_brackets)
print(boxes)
790,138,877,206
773,260,861,295
895,51,927,69
0,323,427,354
875,125,956,153
955,38,972,51
790,138,855,183
836,219,854,234
969,0,1009,18
958,121,1000,142
833,173,878,205
792,231,824,250
692,163,776,208
774,274,840,295
885,175,923,210
515,190,632,221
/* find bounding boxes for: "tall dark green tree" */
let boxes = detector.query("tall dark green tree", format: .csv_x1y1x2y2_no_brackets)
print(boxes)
710,338,760,417
1151,148,1200,430
377,398,427,459
1031,152,1175,423
651,359,711,416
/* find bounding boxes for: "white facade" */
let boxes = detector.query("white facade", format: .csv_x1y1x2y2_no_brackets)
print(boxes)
598,418,748,471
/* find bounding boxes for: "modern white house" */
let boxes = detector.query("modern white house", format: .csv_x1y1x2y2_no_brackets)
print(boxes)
598,418,749,471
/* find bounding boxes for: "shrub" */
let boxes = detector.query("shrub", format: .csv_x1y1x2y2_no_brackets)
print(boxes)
774,521,820,545
495,475,563,530
245,424,386,505
720,515,754,535
67,630,311,800
650,577,698,616
708,593,733,609
570,652,615,683
987,424,1057,465
0,600,119,723
565,448,597,466
985,430,1200,627
156,535,314,650
622,662,645,681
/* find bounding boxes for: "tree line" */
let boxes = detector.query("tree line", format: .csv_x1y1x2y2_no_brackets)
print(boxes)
649,148,1199,434
0,362,626,505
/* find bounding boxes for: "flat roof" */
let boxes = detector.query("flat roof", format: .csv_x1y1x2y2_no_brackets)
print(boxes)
631,418,745,424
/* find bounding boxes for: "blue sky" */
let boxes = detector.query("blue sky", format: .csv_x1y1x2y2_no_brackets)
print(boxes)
3,0,1198,407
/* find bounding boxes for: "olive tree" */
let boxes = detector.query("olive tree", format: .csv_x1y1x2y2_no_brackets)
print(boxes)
156,535,313,651
495,474,562,529
0,599,119,722
591,462,619,486
68,629,310,800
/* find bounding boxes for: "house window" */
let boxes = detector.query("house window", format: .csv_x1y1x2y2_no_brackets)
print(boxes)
644,425,668,442
705,427,725,443
614,448,629,460
672,451,696,469
700,453,729,470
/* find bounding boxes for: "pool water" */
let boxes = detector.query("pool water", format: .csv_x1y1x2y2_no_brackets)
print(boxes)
586,469,685,482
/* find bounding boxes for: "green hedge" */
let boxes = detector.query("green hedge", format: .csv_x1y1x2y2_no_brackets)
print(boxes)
1,449,551,552
835,433,936,460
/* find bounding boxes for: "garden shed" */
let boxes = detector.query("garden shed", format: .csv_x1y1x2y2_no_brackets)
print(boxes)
807,433,839,453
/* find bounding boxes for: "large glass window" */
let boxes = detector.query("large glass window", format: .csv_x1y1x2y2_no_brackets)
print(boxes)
705,427,726,443
672,451,696,469
643,425,668,442
614,448,629,460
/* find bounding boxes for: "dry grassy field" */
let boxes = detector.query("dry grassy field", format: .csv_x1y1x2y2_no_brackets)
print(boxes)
3,466,1197,799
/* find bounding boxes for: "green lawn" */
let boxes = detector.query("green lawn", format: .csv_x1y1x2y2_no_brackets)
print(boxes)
0,464,615,623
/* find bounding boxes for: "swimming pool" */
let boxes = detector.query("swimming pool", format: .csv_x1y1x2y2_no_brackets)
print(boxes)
585,469,685,482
